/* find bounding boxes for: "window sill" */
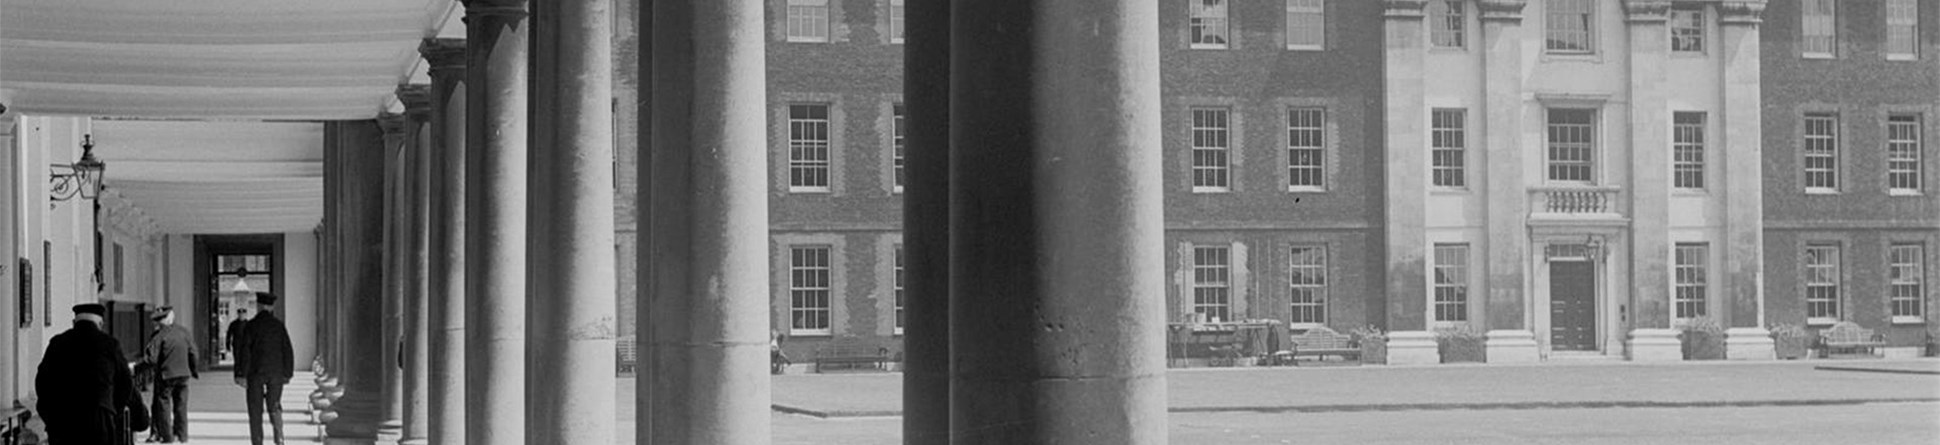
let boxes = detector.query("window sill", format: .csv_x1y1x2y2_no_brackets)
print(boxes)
1886,55,1918,62
1804,188,1839,195
1285,45,1324,52
1806,317,1837,327
1286,186,1326,193
1671,189,1709,197
789,331,833,337
892,186,904,195
1193,187,1232,194
1801,53,1835,60
1670,51,1707,58
893,329,905,336
789,187,832,194
1429,187,1470,196
786,38,831,44
1889,189,1922,197
1427,46,1467,53
1189,44,1229,51
1288,323,1325,331
1891,316,1924,325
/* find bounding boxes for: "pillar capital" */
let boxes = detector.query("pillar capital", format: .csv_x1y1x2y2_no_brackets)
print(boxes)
1720,0,1767,25
398,85,433,120
1478,0,1528,22
462,0,528,21
1623,0,1673,23
1384,0,1428,19
420,39,468,80
379,112,409,148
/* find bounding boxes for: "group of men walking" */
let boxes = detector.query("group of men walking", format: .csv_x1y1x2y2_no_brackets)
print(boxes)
33,291,294,445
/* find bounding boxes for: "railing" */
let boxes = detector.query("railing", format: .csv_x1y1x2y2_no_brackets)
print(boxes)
1530,186,1623,217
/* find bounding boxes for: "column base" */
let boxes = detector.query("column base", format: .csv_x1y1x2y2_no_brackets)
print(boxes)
325,391,383,441
399,439,429,445
1386,331,1439,365
1724,327,1775,361
1484,330,1540,364
1627,328,1683,362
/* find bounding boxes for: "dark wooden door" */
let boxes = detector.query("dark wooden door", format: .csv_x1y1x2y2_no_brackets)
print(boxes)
1549,261,1597,351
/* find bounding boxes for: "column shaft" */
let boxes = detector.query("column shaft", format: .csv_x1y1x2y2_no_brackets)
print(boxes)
0,110,16,409
948,2,1166,442
324,120,389,442
399,86,434,445
1719,3,1766,329
377,116,407,441
642,0,771,443
421,38,468,445
900,0,950,443
527,0,616,443
1627,3,1673,330
462,1,530,443
1482,3,1529,331
1383,2,1430,332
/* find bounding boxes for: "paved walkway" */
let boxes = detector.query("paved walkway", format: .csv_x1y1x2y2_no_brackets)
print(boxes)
771,359,1940,417
176,370,324,444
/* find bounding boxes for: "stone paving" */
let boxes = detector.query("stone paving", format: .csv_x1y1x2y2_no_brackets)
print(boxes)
174,371,324,444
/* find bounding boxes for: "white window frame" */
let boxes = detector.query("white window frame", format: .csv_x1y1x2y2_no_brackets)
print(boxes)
1190,0,1231,49
1285,0,1326,50
1192,245,1234,323
888,0,906,45
1670,5,1705,53
1673,243,1708,321
1287,107,1326,191
1803,113,1839,193
1429,0,1466,49
894,245,906,334
1546,108,1597,183
789,104,833,193
1191,108,1232,193
790,246,834,336
1889,243,1926,323
1801,0,1836,58
1886,0,1918,60
892,103,907,194
787,0,832,43
1288,246,1327,328
1431,108,1466,188
1673,111,1706,190
1887,114,1922,195
1804,244,1841,326
1432,244,1470,324
1545,0,1596,54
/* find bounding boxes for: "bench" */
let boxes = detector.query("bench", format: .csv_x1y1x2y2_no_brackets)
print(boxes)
1816,322,1887,358
2,402,32,445
1285,326,1360,365
812,339,892,373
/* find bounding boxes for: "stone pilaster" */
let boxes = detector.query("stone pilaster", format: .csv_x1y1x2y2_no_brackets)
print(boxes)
0,105,16,407
418,37,468,445
323,120,388,445
947,2,1166,442
396,85,432,445
901,0,950,442
1384,0,1431,339
1623,0,1679,362
527,0,616,443
460,1,530,443
1478,0,1538,364
1720,0,1772,360
642,1,771,443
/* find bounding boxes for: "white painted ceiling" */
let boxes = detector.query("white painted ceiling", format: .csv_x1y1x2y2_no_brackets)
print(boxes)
1,0,462,234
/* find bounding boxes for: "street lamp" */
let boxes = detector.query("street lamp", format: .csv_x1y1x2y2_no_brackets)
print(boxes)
50,134,107,201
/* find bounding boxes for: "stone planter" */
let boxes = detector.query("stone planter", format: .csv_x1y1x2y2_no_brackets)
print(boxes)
1359,339,1387,365
1774,337,1809,360
1437,336,1485,364
1682,330,1727,360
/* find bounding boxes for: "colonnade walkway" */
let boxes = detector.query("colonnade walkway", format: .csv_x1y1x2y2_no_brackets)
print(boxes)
175,371,323,444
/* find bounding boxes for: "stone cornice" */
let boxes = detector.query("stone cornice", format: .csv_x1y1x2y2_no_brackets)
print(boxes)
1624,0,1673,23
1385,0,1428,19
1478,0,1528,22
396,85,433,118
419,38,467,77
1719,0,1768,25
462,0,528,20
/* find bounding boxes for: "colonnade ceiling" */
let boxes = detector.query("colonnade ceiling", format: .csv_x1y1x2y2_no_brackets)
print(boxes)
1,0,465,235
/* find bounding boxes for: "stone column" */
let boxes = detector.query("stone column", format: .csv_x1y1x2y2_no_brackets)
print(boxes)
948,2,1166,442
641,1,771,443
324,120,389,445
396,85,433,445
0,106,16,408
1382,0,1438,366
527,0,616,443
901,0,950,443
462,1,529,443
1622,0,1682,362
376,114,408,441
419,38,468,444
1719,0,1772,360
1480,0,1538,364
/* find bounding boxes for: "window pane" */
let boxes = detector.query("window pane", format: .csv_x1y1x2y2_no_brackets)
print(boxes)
1289,247,1327,324
1804,245,1840,320
1888,115,1922,193
1433,244,1469,322
1888,0,1918,58
1430,0,1465,48
1431,109,1466,187
1802,0,1836,57
1546,109,1596,182
893,104,907,191
1192,0,1230,48
1286,0,1325,49
1193,246,1233,322
1191,108,1231,191
1670,7,1704,52
1673,112,1706,189
1890,244,1925,318
787,0,831,42
1674,243,1708,319
790,104,832,190
790,246,833,333
1546,0,1595,52
1803,114,1838,190
1287,108,1326,189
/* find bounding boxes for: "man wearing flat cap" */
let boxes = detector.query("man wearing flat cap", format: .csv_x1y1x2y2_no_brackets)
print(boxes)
36,302,150,444
134,306,199,443
236,292,293,445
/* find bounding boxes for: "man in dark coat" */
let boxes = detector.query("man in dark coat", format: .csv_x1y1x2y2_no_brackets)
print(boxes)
36,303,149,445
236,292,293,445
134,306,199,443
225,307,249,362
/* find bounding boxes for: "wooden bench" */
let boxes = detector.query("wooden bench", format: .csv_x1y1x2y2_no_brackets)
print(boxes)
813,339,892,373
1286,326,1360,364
1816,322,1886,358
2,403,32,445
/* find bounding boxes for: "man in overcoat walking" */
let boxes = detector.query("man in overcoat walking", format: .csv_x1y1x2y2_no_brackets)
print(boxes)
134,306,199,442
36,302,149,444
236,292,293,445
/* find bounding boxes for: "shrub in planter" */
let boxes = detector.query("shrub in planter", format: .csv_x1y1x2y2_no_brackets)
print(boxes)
1770,323,1811,360
1680,316,1727,360
1350,325,1387,365
1927,324,1940,357
1435,325,1486,364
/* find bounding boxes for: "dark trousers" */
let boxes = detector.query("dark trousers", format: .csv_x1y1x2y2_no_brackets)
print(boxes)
243,378,285,445
151,377,189,441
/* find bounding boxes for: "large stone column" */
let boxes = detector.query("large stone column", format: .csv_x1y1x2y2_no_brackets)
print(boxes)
901,0,950,443
462,1,529,443
324,120,389,444
1719,0,1772,360
376,114,408,441
641,1,771,443
527,0,616,443
1480,0,1538,364
396,85,433,445
947,2,1166,442
1621,0,1682,363
419,38,468,445
0,106,16,408
1382,0,1438,366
